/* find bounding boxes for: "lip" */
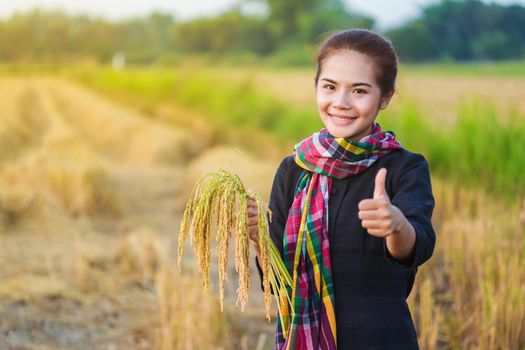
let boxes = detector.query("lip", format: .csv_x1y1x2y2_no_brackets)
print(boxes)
328,113,357,126
329,113,357,119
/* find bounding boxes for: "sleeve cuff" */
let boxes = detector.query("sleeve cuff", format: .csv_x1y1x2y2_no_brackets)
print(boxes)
382,229,418,270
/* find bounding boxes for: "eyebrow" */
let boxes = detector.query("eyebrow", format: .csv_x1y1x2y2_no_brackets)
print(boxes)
320,78,372,87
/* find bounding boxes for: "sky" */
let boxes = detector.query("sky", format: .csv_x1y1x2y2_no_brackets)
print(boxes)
0,0,524,30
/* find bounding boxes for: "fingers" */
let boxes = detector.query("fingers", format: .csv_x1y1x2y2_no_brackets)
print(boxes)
247,206,258,217
361,219,394,237
358,198,389,211
358,169,393,237
365,229,390,237
247,215,258,226
361,219,388,230
247,200,259,242
248,225,259,242
358,209,388,220
247,207,258,227
373,168,388,199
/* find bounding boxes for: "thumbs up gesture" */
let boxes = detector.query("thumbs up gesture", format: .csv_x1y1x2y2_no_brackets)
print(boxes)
358,168,406,238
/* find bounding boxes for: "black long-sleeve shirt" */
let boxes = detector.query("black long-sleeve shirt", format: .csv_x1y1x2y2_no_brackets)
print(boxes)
256,149,435,349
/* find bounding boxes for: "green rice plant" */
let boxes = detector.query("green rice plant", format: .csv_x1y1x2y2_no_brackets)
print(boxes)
403,60,525,77
68,66,525,201
178,168,292,324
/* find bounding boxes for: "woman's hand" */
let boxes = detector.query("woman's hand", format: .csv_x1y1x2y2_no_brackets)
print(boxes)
358,168,416,261
358,168,406,237
247,198,260,244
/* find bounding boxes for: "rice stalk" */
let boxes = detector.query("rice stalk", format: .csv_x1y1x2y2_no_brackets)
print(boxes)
177,168,291,323
235,194,249,309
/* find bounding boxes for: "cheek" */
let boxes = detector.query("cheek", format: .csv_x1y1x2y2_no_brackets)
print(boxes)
316,93,330,111
355,97,380,116
316,90,331,107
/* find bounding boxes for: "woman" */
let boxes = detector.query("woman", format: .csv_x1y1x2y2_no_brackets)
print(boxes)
247,29,435,349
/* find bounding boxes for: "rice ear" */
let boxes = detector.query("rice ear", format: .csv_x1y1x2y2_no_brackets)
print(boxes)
235,194,249,310
178,178,202,270
177,168,291,323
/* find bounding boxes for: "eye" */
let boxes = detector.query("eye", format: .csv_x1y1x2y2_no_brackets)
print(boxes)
353,88,367,94
321,83,335,90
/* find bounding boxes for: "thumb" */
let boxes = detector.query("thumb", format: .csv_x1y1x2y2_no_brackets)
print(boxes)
373,168,388,199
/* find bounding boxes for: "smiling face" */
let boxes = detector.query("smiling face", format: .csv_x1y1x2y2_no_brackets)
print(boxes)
316,50,392,141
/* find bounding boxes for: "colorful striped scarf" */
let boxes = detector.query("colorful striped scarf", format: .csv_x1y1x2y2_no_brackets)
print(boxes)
276,123,402,350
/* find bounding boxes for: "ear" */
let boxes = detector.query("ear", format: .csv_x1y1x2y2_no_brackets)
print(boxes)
379,92,394,110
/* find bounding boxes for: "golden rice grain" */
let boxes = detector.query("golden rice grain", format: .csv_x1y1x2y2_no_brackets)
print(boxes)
177,169,291,322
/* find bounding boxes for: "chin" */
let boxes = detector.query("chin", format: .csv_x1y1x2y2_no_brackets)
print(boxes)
328,131,351,138
326,126,354,139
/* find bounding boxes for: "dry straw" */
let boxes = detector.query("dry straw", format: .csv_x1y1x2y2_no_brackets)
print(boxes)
178,168,291,323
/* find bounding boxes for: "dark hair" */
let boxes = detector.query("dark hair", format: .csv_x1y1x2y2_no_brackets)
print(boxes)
314,29,398,97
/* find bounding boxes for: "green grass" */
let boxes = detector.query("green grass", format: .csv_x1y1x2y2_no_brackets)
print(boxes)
402,60,525,77
382,100,525,199
64,65,525,201
68,66,323,144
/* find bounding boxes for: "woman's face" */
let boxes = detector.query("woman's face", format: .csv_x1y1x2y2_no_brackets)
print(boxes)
316,50,391,140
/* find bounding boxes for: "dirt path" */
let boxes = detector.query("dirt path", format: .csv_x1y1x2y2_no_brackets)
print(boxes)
0,77,277,349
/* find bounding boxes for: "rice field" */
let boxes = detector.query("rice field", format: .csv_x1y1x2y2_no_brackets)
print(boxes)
67,63,525,198
0,77,277,349
0,62,524,349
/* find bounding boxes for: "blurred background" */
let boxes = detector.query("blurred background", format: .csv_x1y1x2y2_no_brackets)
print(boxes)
0,0,524,349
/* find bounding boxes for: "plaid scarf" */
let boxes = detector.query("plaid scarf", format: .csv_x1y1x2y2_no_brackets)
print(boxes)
276,123,402,350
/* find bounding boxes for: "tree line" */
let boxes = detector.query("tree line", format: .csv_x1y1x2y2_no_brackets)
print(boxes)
0,0,524,64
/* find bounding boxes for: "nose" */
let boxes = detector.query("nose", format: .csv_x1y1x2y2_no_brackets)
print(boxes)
333,91,351,109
